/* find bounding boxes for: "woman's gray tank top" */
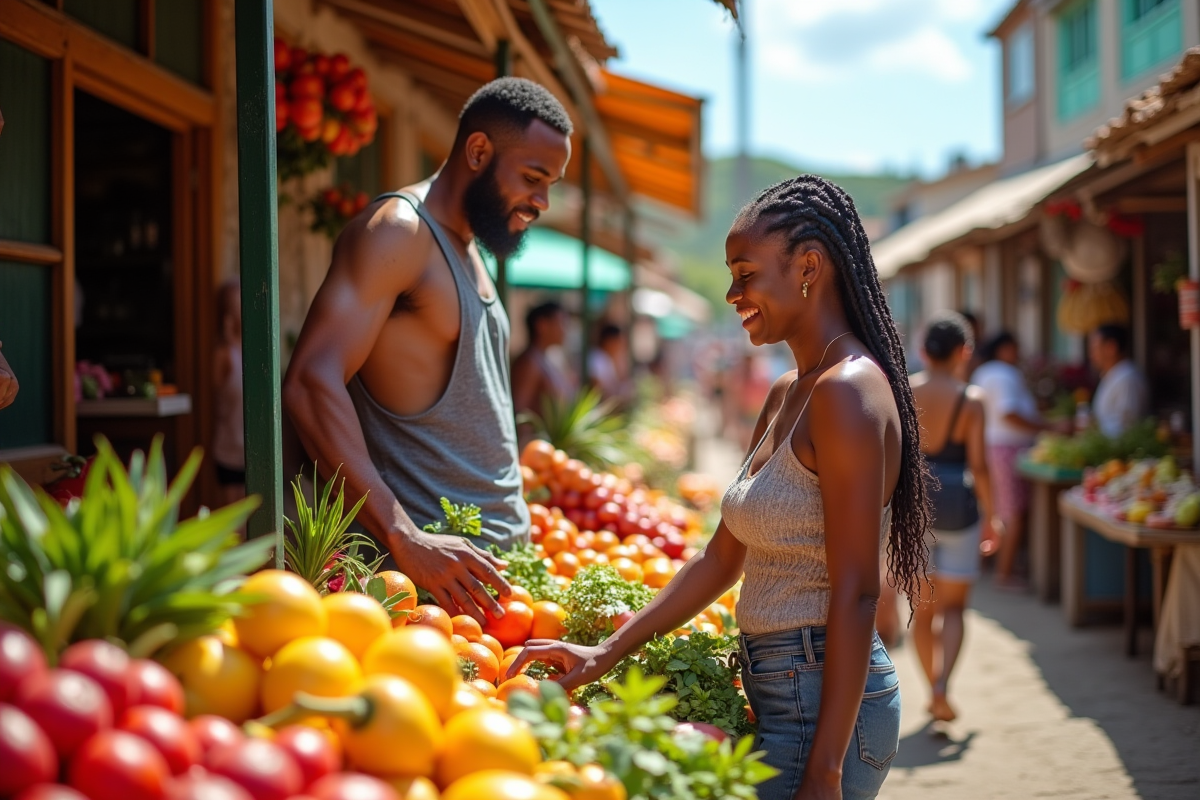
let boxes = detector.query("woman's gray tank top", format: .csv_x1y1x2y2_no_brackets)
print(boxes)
346,191,529,549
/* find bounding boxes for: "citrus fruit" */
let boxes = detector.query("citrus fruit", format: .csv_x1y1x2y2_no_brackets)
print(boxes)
551,552,579,578
450,615,483,642
261,636,362,713
502,586,534,607
456,641,500,684
541,530,570,556
483,602,534,650
407,605,454,639
610,558,642,583
435,708,541,787
574,763,627,800
321,592,392,660
495,675,540,703
446,683,487,717
161,636,262,723
234,570,327,659
499,651,524,681
478,634,505,663
471,679,498,698
530,602,567,640
387,776,440,800
641,557,674,590
334,675,442,778
214,620,239,647
521,440,556,472
376,571,419,614
443,770,569,800
362,626,459,719
534,760,577,780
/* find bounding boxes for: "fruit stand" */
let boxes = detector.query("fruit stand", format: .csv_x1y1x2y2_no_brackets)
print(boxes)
1017,457,1083,603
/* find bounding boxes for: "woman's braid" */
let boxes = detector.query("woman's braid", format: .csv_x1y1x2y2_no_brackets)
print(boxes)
739,175,932,605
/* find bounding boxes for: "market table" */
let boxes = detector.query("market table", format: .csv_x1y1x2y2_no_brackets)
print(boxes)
1059,489,1199,656
1017,457,1083,603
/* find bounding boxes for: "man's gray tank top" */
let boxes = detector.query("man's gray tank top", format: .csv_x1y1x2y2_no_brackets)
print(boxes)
346,191,529,549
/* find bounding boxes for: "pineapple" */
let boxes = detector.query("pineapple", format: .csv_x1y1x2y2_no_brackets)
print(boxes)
283,464,380,594
519,388,629,469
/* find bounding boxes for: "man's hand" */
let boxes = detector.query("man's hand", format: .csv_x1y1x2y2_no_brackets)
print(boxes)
391,530,512,624
0,346,18,410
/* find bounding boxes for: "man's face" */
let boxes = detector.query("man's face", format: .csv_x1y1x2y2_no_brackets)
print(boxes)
543,310,566,346
464,120,570,259
1088,331,1117,371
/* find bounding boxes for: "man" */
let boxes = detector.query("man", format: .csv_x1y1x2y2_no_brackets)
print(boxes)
283,78,573,622
511,301,573,419
588,323,631,404
1088,324,1148,438
0,342,17,410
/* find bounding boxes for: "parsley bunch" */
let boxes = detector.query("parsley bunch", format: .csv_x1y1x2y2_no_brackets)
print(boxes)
562,565,655,646
640,633,754,738
422,497,482,537
489,543,563,603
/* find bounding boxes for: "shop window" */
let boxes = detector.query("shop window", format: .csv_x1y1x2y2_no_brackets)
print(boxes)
1057,0,1100,121
1121,0,1181,80
335,135,383,200
0,261,52,449
63,0,138,50
0,40,51,244
1007,22,1035,107
155,0,204,85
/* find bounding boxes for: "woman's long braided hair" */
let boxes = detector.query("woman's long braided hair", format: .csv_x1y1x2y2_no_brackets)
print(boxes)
736,175,931,604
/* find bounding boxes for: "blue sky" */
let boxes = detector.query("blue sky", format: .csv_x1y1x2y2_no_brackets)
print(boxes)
592,0,1014,178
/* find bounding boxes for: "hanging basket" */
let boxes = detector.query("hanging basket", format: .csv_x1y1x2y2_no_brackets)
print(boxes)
1056,280,1130,334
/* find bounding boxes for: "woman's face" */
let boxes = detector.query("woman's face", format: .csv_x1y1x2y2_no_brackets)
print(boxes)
724,221,808,347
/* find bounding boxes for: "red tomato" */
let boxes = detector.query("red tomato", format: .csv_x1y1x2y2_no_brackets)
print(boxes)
61,640,131,719
328,54,351,81
611,610,636,630
15,669,112,759
274,726,340,789
328,81,357,113
289,98,324,130
273,38,291,72
275,104,289,133
311,54,330,76
125,661,185,716
166,774,253,800
15,785,90,800
0,625,47,702
120,706,199,775
207,738,302,800
289,74,325,101
307,774,398,800
69,730,170,800
189,716,244,768
597,502,622,525
347,67,366,89
289,47,308,69
0,703,58,796
354,193,369,212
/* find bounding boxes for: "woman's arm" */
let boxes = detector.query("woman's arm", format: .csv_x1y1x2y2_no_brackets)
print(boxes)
800,367,895,798
965,389,997,524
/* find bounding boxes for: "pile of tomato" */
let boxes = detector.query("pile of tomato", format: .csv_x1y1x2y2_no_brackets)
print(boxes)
273,38,378,158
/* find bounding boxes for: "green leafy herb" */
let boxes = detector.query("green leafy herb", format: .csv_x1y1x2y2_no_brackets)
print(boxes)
640,633,754,738
488,542,562,603
423,497,482,537
562,565,655,646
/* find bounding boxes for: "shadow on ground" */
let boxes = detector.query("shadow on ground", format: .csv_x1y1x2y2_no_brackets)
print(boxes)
892,724,976,769
971,580,1200,799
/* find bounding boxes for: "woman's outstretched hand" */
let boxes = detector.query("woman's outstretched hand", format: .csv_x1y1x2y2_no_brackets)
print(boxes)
505,639,619,692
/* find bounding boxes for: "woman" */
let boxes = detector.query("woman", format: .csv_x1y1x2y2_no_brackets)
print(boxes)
510,176,931,800
909,312,998,723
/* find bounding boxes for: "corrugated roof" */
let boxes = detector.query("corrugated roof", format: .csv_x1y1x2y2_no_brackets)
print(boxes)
872,154,1092,279
1087,47,1200,154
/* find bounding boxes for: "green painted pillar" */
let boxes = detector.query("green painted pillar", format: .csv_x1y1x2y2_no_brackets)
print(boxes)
579,140,592,384
235,0,284,559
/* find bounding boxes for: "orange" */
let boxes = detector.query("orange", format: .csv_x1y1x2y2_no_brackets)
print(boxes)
624,534,652,549
451,633,469,647
478,634,505,663
408,604,454,638
487,697,508,711
552,575,571,590
214,619,239,647
542,529,570,555
321,592,392,660
471,679,498,698
502,586,535,607
495,675,540,703
534,760,578,780
575,763,627,800
334,674,442,778
376,570,419,614
527,502,554,531
499,652,524,680
521,440,557,473
551,552,580,578
641,557,675,590
362,626,460,720
590,553,610,567
162,635,261,723
503,646,525,658
435,708,541,787
577,548,599,567
593,531,620,551
530,601,568,640
447,682,488,717
387,776,440,800
234,569,327,658
483,601,534,649
260,635,362,713
457,640,500,684
451,615,483,642
637,543,664,562
610,557,642,583
606,544,638,561
442,771,568,800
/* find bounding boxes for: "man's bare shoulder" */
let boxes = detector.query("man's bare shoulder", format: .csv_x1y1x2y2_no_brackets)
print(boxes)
331,191,433,290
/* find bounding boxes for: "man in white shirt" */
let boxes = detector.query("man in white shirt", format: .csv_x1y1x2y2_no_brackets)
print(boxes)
1088,324,1148,438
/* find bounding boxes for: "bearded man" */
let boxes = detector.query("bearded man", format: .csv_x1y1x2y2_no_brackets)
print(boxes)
284,78,572,622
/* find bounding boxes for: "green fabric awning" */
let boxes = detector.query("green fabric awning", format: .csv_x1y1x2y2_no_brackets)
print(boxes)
483,228,631,291
656,312,694,340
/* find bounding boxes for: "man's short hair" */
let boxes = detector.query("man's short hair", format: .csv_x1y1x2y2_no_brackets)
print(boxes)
457,78,573,148
526,301,564,340
1095,323,1130,354
923,311,973,362
980,331,1016,362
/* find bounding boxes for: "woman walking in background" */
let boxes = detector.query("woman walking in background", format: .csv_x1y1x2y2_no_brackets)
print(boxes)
910,312,998,722
512,175,932,800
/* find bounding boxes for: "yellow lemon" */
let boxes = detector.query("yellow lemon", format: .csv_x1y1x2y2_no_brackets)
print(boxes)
441,771,568,800
336,675,443,778
362,626,459,719
235,569,327,658
162,635,262,722
321,592,392,660
435,708,541,788
261,636,362,713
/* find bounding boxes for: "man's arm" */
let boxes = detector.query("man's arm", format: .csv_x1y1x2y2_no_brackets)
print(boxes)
283,206,509,622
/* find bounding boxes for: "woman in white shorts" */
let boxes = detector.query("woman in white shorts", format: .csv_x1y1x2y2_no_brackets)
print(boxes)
910,313,999,722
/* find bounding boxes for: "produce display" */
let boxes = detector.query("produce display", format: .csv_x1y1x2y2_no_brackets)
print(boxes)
1079,456,1200,529
0,437,772,800
1026,418,1170,470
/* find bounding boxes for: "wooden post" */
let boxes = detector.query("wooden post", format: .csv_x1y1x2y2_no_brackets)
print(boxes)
1187,142,1200,472
235,0,284,557
579,140,592,384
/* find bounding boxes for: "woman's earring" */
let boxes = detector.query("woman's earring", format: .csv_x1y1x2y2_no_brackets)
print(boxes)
802,281,809,299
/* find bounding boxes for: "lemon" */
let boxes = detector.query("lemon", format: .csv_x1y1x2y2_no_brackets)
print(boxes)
162,635,263,722
321,592,392,660
362,626,460,719
261,636,363,713
235,569,327,659
336,675,443,778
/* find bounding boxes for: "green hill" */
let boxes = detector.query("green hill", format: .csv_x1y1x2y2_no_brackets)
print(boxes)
653,155,909,310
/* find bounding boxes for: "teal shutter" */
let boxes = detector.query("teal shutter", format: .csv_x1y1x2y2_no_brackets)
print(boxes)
335,137,383,199
1121,0,1182,80
0,261,53,449
155,0,205,85
63,0,139,49
1057,0,1100,121
0,40,51,244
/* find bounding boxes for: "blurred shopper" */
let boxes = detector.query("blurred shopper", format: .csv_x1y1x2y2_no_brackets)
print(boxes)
957,310,985,380
910,312,998,722
733,352,773,450
1088,324,1147,437
212,279,246,508
972,332,1060,586
589,323,632,405
511,301,573,418
0,341,17,410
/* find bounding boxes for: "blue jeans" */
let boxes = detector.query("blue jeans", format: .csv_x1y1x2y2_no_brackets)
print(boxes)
738,626,900,800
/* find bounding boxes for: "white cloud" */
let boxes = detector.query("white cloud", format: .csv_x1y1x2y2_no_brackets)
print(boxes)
867,26,972,81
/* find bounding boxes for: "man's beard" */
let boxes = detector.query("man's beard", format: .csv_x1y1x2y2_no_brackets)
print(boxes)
464,161,533,260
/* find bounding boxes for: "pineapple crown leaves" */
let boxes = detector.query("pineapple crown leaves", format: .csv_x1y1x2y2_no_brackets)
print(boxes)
0,436,269,661
283,464,378,593
422,496,482,537
518,388,629,470
362,575,411,620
